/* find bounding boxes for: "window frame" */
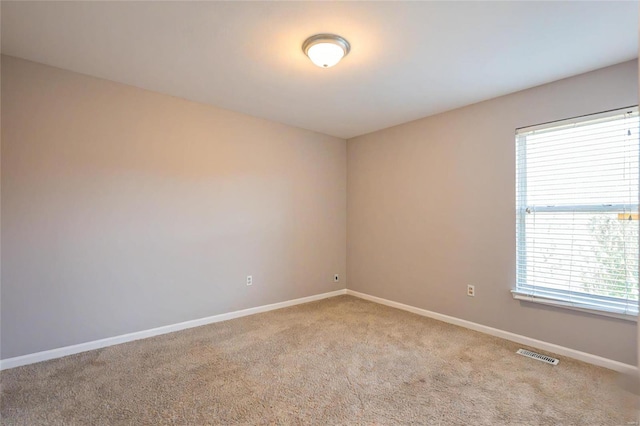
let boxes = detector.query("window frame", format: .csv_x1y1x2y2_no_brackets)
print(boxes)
513,106,639,320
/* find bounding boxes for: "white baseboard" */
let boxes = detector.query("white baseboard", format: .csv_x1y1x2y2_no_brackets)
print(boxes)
346,289,638,376
0,289,347,370
3,287,635,376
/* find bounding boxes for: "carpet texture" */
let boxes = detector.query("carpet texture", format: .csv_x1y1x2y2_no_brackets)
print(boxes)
1,295,637,425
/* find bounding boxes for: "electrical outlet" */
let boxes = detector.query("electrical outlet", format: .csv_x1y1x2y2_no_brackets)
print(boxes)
333,274,340,283
467,285,475,297
246,275,253,286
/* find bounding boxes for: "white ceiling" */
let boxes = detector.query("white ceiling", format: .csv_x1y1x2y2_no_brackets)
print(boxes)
2,1,638,139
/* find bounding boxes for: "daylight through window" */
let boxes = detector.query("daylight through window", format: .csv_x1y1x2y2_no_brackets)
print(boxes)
514,106,639,317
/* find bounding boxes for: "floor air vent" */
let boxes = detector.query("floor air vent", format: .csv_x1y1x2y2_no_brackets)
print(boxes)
516,349,559,365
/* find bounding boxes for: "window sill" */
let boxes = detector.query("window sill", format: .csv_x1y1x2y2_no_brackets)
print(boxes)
511,291,638,322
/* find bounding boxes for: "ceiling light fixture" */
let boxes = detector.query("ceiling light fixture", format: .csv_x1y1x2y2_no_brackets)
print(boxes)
302,34,350,68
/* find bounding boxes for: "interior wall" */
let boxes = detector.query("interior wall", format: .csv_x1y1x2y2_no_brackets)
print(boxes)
0,56,347,359
2,54,637,366
347,60,639,365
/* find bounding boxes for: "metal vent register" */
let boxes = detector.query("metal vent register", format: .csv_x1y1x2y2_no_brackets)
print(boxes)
516,349,559,366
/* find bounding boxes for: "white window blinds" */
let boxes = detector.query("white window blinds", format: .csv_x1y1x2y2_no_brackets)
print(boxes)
514,106,639,317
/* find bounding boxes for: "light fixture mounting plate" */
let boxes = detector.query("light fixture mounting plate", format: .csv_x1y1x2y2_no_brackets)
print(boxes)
302,34,351,56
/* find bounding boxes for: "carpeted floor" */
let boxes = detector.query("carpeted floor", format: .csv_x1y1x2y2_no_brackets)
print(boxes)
1,295,637,425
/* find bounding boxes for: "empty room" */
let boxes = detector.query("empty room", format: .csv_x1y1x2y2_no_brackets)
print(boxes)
1,1,639,424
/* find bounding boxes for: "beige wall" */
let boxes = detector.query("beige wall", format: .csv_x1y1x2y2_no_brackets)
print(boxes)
1,56,347,359
2,54,637,366
347,60,639,365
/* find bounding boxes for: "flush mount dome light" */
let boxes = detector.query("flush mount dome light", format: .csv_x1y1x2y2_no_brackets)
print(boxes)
302,34,350,68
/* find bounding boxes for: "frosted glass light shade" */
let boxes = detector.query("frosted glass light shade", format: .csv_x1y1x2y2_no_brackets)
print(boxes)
307,43,345,68
302,34,350,68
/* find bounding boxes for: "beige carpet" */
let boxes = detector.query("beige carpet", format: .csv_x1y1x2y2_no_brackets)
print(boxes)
1,295,637,425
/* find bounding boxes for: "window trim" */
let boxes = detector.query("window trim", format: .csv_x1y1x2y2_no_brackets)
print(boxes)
511,290,638,322
514,106,639,320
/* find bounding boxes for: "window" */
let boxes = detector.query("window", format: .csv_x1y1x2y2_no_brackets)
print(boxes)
514,106,639,318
